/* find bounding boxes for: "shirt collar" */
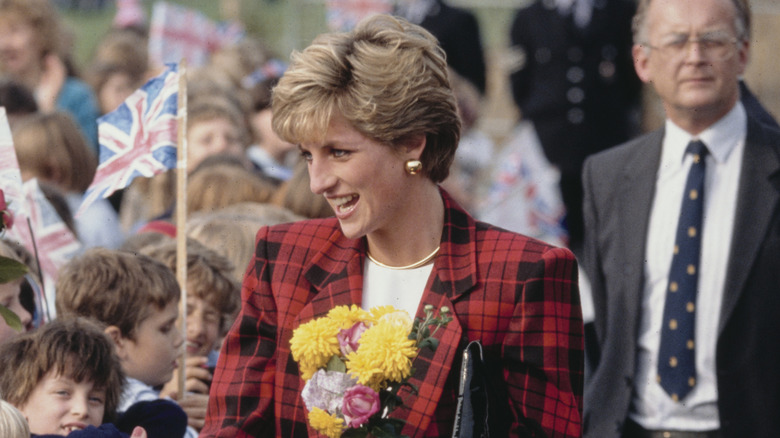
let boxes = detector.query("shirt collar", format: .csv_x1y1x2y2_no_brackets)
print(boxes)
663,102,746,166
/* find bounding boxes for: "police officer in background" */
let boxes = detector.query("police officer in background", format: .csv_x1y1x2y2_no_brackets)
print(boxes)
395,0,487,95
509,0,641,253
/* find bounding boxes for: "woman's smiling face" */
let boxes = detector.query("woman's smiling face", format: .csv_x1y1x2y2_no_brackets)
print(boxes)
300,111,419,241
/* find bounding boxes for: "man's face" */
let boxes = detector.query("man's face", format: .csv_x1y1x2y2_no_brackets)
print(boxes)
633,0,748,131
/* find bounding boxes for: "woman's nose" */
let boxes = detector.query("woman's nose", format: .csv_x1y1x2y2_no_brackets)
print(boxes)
308,160,336,195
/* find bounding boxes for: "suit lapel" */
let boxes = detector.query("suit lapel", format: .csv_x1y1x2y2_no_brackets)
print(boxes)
719,118,780,334
620,130,664,326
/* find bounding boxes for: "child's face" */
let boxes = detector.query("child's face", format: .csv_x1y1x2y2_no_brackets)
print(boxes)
185,295,220,358
0,279,32,345
251,108,295,161
99,71,135,114
19,370,105,435
0,15,40,77
187,117,245,172
118,300,183,388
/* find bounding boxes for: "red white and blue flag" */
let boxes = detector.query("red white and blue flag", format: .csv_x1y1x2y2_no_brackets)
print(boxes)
77,63,179,217
326,0,393,31
148,1,244,68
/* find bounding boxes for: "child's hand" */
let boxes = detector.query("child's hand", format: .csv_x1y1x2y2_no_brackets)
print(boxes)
170,392,208,431
36,53,67,112
159,356,212,398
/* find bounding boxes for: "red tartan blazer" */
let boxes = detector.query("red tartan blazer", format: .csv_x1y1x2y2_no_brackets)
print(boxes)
202,191,583,437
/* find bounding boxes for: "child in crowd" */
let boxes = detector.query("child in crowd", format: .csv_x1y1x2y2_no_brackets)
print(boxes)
186,156,276,216
185,93,251,174
0,399,30,438
140,239,240,433
0,318,124,435
187,202,304,282
53,249,191,437
0,0,100,151
118,81,251,233
12,112,124,249
85,28,149,115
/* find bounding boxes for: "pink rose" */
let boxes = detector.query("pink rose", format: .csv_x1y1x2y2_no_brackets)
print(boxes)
337,322,368,356
342,384,380,428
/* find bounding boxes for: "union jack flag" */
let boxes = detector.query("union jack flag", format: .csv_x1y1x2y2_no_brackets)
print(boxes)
8,179,82,320
148,2,244,68
77,63,179,217
326,0,393,31
0,108,24,216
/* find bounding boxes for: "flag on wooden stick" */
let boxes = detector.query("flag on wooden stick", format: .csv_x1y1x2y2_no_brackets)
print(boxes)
78,63,180,217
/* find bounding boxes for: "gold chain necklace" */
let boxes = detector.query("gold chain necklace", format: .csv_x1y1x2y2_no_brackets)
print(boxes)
366,246,440,270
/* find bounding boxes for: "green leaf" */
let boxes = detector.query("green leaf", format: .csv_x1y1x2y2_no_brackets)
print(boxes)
417,337,439,351
0,256,27,283
0,304,22,332
326,355,347,373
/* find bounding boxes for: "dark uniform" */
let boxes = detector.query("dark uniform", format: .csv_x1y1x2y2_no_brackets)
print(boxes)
509,0,641,251
397,0,486,95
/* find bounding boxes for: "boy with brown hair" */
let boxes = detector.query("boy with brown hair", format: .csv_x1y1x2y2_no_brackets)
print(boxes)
0,318,125,435
140,239,240,432
54,249,185,426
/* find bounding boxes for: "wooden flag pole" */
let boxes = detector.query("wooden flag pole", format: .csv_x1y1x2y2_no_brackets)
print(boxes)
175,59,189,399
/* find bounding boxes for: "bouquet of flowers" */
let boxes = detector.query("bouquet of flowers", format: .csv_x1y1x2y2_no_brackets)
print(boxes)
290,304,452,438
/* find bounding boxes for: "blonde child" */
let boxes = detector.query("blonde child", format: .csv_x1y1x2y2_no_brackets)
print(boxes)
0,399,30,438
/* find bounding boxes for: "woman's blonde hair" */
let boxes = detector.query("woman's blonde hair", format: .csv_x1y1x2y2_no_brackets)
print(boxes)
0,399,30,438
272,14,461,183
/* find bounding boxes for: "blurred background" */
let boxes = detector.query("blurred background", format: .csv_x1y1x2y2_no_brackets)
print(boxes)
59,0,780,145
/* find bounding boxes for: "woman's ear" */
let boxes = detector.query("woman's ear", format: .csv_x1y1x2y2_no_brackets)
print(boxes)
403,134,427,159
104,325,127,359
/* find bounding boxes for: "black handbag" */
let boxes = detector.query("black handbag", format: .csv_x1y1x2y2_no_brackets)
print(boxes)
452,340,492,437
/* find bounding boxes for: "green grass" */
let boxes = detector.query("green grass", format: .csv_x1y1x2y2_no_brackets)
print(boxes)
61,0,330,69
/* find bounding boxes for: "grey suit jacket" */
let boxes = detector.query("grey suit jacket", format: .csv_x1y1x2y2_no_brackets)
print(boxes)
581,115,780,438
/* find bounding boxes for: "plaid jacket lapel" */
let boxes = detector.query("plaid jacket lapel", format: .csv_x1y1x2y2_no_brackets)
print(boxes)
297,227,366,324
398,191,475,435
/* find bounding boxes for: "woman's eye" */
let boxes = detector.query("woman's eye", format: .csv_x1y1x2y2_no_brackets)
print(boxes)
332,149,349,158
300,150,313,162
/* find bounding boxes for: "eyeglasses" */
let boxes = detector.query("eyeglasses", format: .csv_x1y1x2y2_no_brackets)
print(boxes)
644,32,740,61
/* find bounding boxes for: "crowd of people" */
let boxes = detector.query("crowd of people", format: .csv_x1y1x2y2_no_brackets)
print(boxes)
0,0,778,437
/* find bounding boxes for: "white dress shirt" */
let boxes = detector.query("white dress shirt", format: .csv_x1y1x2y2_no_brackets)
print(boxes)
632,103,746,430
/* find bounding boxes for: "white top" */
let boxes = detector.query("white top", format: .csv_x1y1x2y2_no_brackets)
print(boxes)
362,258,433,318
632,103,746,430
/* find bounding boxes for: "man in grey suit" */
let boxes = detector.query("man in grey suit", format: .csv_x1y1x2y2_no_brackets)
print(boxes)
582,0,780,437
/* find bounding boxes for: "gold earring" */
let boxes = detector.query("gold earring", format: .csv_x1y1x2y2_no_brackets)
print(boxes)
405,159,422,175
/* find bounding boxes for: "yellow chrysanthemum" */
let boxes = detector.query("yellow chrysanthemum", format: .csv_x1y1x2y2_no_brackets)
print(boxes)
308,407,344,438
346,320,417,390
290,318,341,379
327,304,373,329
